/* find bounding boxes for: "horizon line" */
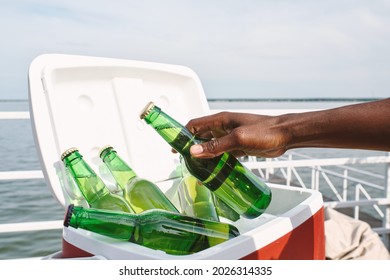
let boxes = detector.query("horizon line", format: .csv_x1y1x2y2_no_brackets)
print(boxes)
208,97,381,102
0,97,383,102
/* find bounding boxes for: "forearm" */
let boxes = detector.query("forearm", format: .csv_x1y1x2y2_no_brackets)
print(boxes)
280,98,390,152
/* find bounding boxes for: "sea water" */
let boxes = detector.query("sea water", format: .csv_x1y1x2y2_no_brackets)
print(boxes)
0,99,387,259
0,100,64,260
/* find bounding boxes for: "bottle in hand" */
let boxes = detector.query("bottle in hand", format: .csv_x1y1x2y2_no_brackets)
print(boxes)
140,102,272,219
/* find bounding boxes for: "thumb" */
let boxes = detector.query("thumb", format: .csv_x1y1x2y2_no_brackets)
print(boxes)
190,137,232,158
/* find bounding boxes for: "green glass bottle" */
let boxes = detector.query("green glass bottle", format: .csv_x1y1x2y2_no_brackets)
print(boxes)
99,145,179,213
179,156,240,222
213,196,240,222
61,148,133,213
140,102,272,219
178,156,219,222
64,204,240,255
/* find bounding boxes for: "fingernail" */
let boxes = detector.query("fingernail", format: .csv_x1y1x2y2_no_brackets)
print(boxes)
191,144,203,155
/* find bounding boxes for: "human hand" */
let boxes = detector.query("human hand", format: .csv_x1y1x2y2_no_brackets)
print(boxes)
185,111,291,158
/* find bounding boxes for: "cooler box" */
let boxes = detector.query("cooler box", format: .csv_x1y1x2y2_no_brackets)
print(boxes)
28,54,325,260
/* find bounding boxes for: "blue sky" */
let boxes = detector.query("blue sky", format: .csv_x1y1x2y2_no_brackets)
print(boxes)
1,0,390,100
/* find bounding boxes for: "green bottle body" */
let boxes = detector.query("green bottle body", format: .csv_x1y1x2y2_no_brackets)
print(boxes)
178,157,219,221
61,148,133,213
180,157,240,222
100,146,179,213
140,103,272,219
64,205,240,255
213,196,240,222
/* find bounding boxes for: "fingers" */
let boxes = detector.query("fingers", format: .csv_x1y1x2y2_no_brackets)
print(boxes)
186,113,252,158
190,143,247,158
186,112,232,138
185,112,284,158
190,134,238,158
190,143,220,158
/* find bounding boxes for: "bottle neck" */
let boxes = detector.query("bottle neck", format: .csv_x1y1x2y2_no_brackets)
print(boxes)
63,152,109,202
144,105,199,156
100,148,137,190
62,150,83,167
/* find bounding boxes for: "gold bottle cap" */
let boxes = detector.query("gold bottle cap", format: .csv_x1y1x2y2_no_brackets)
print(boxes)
99,145,114,158
140,101,155,119
61,147,79,161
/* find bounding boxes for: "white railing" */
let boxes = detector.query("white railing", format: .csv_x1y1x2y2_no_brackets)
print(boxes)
0,169,63,234
0,111,64,236
0,111,30,119
244,153,390,247
1,110,390,252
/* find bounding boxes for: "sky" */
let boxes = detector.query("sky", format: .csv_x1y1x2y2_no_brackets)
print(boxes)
1,0,390,100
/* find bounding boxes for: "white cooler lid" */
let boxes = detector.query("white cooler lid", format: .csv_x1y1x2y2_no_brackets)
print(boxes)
28,54,209,206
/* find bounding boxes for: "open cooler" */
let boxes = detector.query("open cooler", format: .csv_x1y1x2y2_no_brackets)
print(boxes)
28,54,325,260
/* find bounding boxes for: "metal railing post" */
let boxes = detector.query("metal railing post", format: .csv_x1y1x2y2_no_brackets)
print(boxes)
383,152,390,248
354,184,360,220
311,168,315,190
286,154,292,186
343,169,348,201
